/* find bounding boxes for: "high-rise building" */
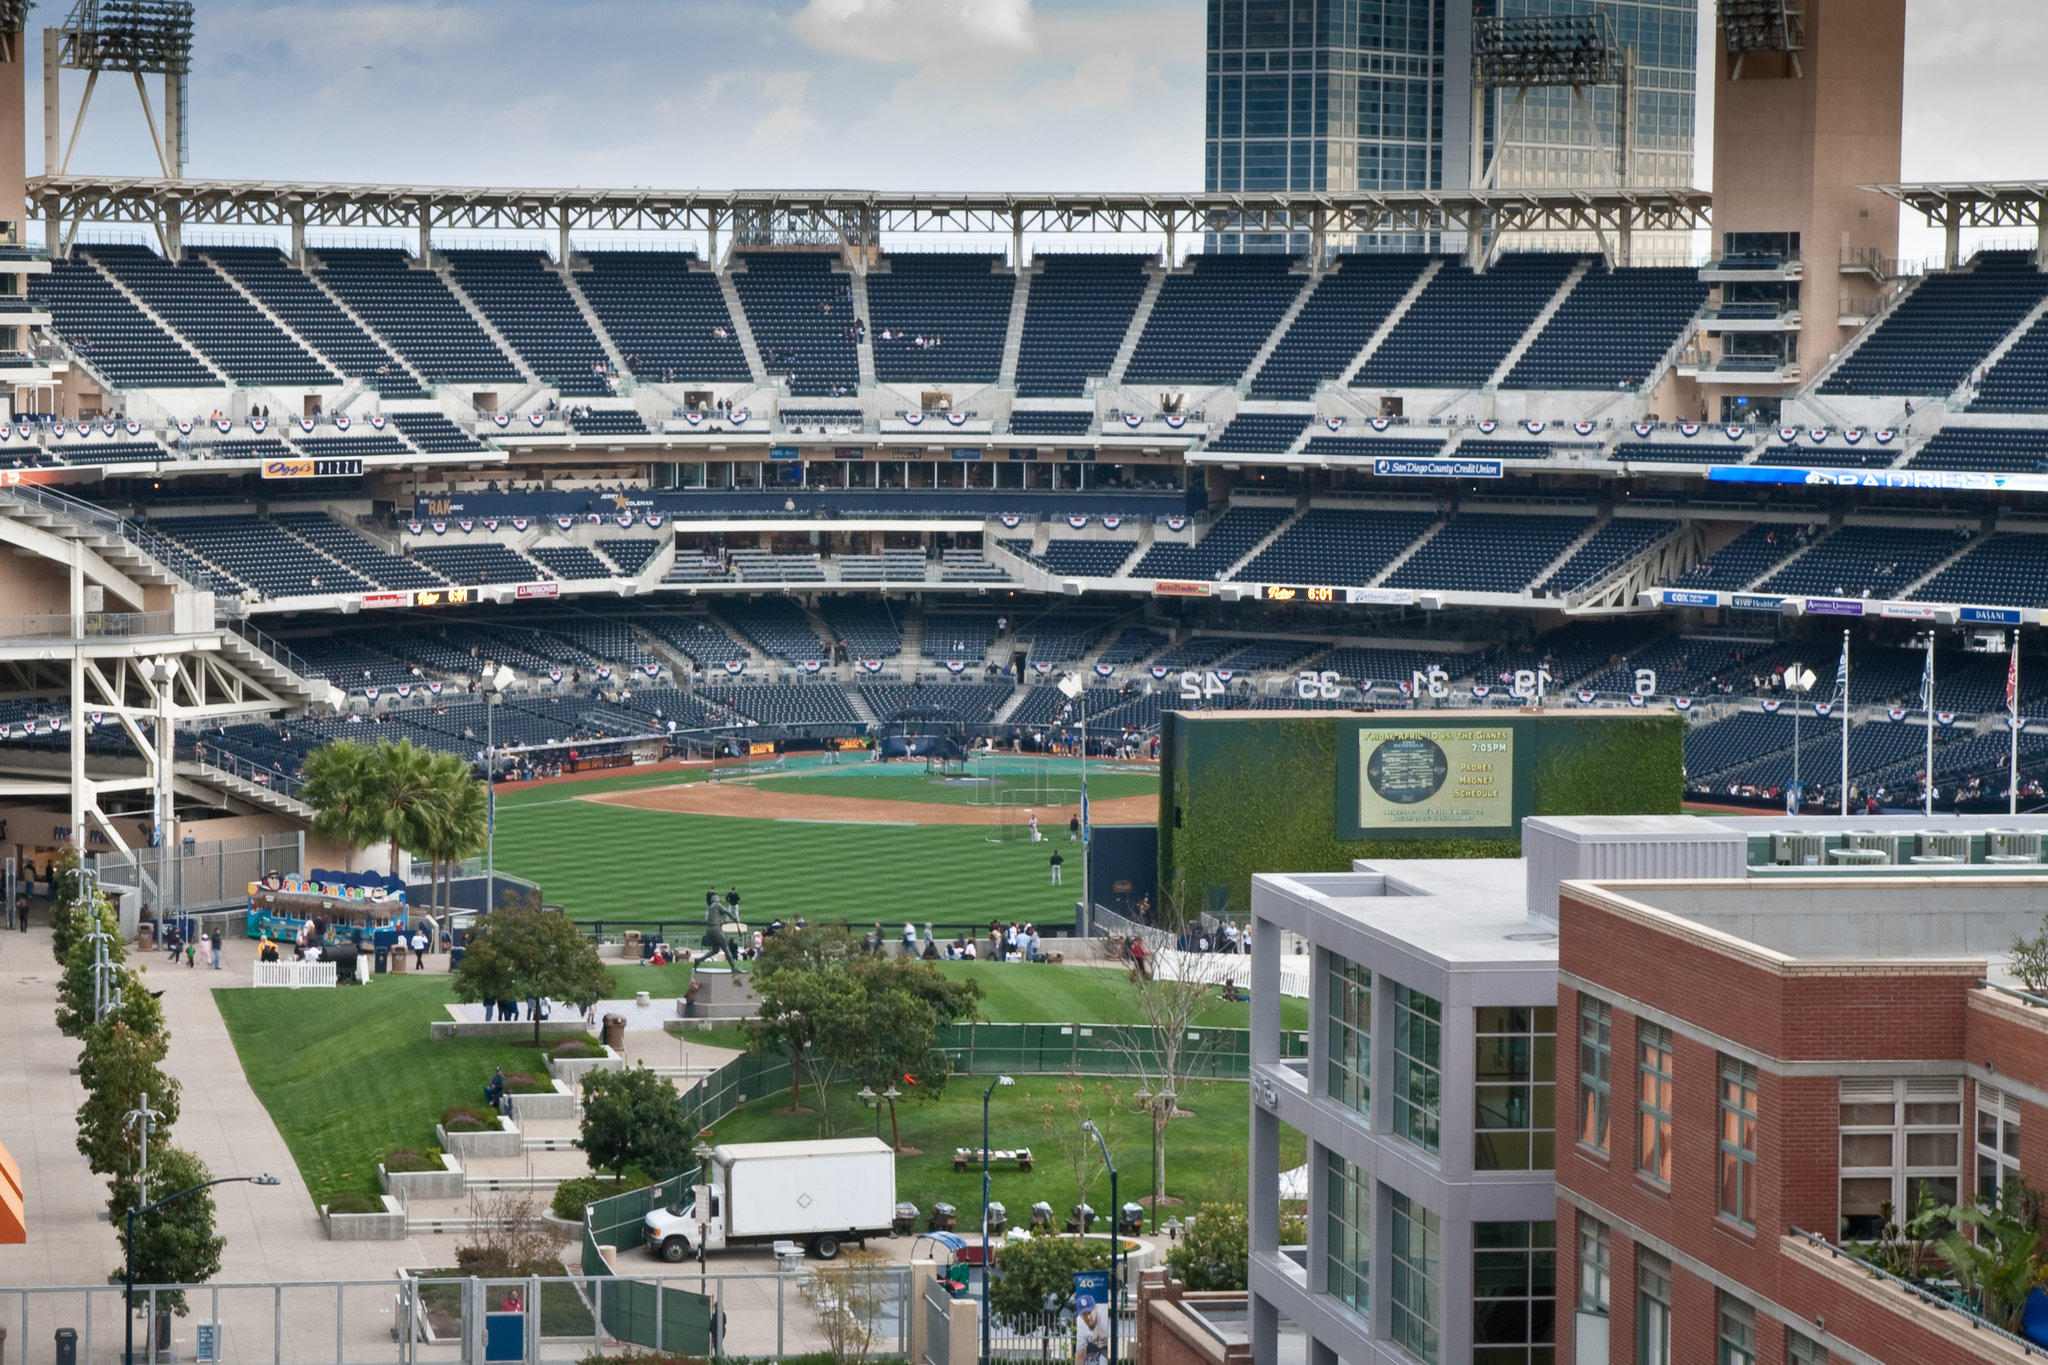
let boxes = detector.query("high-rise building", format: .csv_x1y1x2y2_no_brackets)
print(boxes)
1204,0,1701,255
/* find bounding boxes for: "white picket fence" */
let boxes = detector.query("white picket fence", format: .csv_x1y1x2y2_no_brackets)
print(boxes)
253,960,337,989
1151,949,1311,998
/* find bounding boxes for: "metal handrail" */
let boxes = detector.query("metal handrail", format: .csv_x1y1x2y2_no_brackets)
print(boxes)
1975,978,2048,1011
1788,1226,2048,1358
226,618,317,681
186,746,308,799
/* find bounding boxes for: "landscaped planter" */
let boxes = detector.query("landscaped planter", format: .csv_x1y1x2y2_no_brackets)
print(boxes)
546,1047,623,1085
379,1154,464,1201
507,1079,580,1123
322,1196,405,1241
429,1018,595,1041
437,1119,523,1161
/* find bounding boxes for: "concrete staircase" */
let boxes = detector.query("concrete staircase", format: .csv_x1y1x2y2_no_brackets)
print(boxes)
1365,516,1448,588
431,257,540,384
714,263,769,382
557,261,632,378
1218,499,1308,580
297,256,437,393
848,268,877,386
1240,269,1323,391
80,252,232,385
998,263,1034,387
196,252,348,387
1337,259,1443,386
1528,512,1611,593
177,759,313,820
1954,291,2048,405
1107,268,1168,384
1487,259,1592,387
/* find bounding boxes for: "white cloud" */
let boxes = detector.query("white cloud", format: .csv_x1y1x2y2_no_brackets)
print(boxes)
787,0,1038,64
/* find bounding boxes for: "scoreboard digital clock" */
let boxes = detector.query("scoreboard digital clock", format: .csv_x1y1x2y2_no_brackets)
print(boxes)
1262,584,1338,603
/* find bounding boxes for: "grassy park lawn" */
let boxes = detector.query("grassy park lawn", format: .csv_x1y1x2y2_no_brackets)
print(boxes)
710,1076,1300,1216
490,798,1098,927
215,975,565,1206
934,961,1311,1032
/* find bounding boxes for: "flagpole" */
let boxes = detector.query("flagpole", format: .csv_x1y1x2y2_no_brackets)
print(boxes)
1840,630,1851,817
2011,630,2021,817
1924,632,1935,818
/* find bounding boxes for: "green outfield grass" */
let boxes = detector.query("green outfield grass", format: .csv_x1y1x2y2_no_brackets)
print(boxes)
935,961,1310,1032
491,791,1109,927
746,763,1157,808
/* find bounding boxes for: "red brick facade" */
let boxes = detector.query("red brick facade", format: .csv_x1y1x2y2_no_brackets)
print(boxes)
1554,881,2041,1365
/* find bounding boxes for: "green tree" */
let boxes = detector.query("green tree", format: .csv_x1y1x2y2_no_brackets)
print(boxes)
77,1017,181,1178
577,1065,697,1180
987,1233,1111,1326
1166,1204,1250,1291
414,753,489,915
817,955,980,1148
372,738,445,874
300,740,384,870
450,907,611,1045
108,1147,226,1315
48,845,96,966
56,892,126,1037
747,962,859,1113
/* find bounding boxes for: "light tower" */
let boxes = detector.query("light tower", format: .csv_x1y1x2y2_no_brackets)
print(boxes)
43,0,194,180
1469,13,1636,193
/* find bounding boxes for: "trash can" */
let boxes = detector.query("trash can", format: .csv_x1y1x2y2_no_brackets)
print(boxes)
373,947,390,974
641,936,658,961
54,1329,75,1365
623,929,642,959
928,1202,957,1232
985,1201,1007,1234
136,923,155,952
1119,1202,1145,1234
892,1201,920,1236
601,1013,627,1051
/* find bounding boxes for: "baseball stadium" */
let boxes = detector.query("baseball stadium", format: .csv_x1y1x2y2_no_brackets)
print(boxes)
2,0,2047,1361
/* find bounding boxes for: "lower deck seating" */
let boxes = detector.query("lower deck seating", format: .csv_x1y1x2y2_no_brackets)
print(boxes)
409,543,548,585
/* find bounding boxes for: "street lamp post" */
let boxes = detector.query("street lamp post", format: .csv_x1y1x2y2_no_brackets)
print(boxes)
1785,663,1816,812
482,666,513,907
1081,1119,1119,1364
146,656,175,928
981,1074,1014,1365
124,1174,277,1365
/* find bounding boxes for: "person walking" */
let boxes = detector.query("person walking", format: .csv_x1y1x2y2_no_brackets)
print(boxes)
208,928,223,970
410,927,428,970
1028,812,1041,844
902,921,918,956
1069,815,1081,843
13,890,27,932
1050,849,1065,885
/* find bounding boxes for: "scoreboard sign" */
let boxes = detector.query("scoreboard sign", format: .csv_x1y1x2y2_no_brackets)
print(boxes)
1337,721,1520,838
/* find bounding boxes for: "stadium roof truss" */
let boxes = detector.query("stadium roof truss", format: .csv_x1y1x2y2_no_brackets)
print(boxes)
1869,182,2048,268
26,177,1713,268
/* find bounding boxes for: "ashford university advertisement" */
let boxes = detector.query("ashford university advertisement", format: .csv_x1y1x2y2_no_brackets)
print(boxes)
1343,723,1517,838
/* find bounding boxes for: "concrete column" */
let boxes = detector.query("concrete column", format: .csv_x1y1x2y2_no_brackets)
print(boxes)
556,210,571,267
2035,202,2047,271
162,206,181,263
706,212,720,266
1249,1291,1280,1365
418,213,432,264
1252,913,1283,1065
1011,210,1024,271
1163,222,1176,267
1250,1104,1280,1255
68,555,85,837
41,30,56,176
289,211,306,269
1309,1340,1339,1365
1944,206,1961,270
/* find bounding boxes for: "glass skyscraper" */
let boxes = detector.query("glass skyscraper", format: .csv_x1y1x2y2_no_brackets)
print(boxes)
1206,0,1700,256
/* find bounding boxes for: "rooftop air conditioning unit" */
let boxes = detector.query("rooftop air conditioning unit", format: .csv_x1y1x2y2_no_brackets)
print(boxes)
1771,832,1827,866
1916,831,1972,862
1846,832,1908,864
1989,830,2043,862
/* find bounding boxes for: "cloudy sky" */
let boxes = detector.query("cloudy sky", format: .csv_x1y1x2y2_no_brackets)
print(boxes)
33,0,2046,259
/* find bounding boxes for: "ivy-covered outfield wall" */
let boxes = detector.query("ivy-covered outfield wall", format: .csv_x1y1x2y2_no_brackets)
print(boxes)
1156,707,1684,919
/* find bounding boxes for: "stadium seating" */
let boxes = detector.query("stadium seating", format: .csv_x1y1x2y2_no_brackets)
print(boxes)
58,441,166,465
1503,266,1706,389
1756,525,1963,598
1124,255,1304,385
780,407,862,430
1455,438,1571,462
85,245,337,387
1355,254,1579,389
1007,410,1094,436
862,683,1012,723
1971,307,2048,411
443,250,614,395
203,246,425,397
836,549,927,582
1248,254,1432,400
1009,537,1139,577
271,511,446,590
1753,442,1897,470
543,618,655,668
940,548,1007,582
1013,254,1153,397
1383,511,1591,592
1682,711,1797,782
717,597,827,661
924,612,998,662
409,542,547,586
729,549,825,583
1130,504,1292,579
1677,523,1810,592
528,544,613,578
1097,626,1168,664
1906,428,2048,472
1204,412,1310,454
1821,252,2048,397
702,685,862,728
639,613,751,668
389,411,486,453
150,514,371,597
729,252,859,396
598,538,660,574
1910,532,2048,607
33,256,219,387
819,597,903,657
1300,435,1447,459
1538,517,1678,594
1615,440,1728,464
1233,506,1436,586
867,254,1012,383
567,408,649,436
574,251,752,382
312,248,522,383
286,434,410,459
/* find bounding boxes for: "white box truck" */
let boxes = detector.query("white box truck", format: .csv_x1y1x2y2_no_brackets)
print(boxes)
643,1137,897,1261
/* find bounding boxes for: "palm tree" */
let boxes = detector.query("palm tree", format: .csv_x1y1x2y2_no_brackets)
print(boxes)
300,740,382,870
416,755,488,915
369,739,443,877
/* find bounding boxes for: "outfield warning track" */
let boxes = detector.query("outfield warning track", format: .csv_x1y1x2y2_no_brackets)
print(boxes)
584,781,1158,826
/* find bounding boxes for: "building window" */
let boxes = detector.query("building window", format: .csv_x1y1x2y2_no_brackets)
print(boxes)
1324,1150,1371,1319
1579,995,1612,1154
1717,1296,1756,1365
1325,954,1371,1118
1389,1191,1442,1364
1785,1329,1827,1365
1391,982,1443,1156
1473,1220,1556,1364
1636,1023,1675,1185
1475,1006,1557,1170
1636,1252,1671,1365
1977,1084,2022,1203
1718,1056,1759,1229
1839,1079,1963,1240
1578,1217,1610,1315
